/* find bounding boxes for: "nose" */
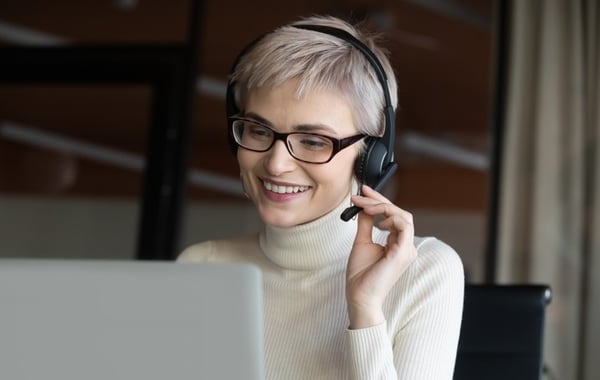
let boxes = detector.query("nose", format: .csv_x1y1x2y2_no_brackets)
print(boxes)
263,140,297,175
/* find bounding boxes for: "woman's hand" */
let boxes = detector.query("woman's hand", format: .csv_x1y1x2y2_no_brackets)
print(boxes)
346,185,418,329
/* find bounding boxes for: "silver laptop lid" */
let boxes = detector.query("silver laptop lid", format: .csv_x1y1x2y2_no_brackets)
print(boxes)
0,259,264,380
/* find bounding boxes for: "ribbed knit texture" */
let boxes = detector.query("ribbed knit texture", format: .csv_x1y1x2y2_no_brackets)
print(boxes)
178,200,464,379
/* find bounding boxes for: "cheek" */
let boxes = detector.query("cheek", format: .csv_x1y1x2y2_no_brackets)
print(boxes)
341,146,361,176
317,150,358,186
237,149,256,171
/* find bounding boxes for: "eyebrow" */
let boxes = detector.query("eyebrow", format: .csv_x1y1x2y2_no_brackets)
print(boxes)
244,112,339,135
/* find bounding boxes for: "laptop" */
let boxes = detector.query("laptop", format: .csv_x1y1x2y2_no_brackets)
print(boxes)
0,258,264,380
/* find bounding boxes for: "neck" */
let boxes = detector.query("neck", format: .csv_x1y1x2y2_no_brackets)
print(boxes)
259,199,357,270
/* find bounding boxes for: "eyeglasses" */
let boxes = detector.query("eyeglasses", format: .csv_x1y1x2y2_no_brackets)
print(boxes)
230,117,366,164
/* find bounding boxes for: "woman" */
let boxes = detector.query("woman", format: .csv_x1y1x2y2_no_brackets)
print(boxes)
179,15,464,379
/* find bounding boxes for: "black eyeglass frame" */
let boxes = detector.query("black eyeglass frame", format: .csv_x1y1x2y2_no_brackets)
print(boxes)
229,116,366,164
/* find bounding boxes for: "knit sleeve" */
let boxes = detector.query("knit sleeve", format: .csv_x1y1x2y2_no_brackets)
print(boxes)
346,237,464,379
347,322,396,378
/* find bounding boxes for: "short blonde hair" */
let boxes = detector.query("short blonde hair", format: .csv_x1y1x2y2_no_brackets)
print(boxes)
229,15,398,138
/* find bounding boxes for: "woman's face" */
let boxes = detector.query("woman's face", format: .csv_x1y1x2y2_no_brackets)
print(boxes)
238,79,361,228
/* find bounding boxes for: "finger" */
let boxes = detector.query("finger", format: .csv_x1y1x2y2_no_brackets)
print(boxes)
354,209,375,244
357,201,413,224
350,194,393,211
360,184,391,203
355,186,413,219
377,214,414,233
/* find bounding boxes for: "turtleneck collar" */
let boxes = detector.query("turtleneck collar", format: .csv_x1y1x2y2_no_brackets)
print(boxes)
259,198,358,271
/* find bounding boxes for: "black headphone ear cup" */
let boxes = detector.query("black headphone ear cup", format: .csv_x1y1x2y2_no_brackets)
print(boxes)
355,137,388,189
226,79,239,118
227,120,237,155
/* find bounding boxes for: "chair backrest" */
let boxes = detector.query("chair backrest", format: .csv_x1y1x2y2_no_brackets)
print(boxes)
453,284,552,380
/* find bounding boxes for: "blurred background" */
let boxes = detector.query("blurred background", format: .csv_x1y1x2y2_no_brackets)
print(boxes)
1,1,598,379
0,0,494,274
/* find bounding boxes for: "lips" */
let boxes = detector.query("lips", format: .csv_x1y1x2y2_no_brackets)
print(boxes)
262,180,310,194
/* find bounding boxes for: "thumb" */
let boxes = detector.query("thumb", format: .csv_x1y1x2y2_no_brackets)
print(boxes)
354,210,374,244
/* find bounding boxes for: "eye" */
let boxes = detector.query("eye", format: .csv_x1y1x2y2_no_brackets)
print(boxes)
246,123,272,140
295,134,333,151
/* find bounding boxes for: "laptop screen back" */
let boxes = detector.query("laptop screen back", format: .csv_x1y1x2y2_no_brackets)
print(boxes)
0,259,264,380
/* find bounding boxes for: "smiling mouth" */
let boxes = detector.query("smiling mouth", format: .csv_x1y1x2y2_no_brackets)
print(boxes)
262,180,311,194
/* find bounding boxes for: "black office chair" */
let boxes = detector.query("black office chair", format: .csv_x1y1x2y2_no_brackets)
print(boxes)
453,284,552,380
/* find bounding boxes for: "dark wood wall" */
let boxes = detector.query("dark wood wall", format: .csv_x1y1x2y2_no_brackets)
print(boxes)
0,0,495,212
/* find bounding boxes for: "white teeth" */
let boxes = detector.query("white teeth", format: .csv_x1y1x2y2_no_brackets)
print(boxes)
263,181,309,194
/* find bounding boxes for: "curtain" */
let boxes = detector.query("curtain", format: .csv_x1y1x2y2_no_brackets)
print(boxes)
497,1,599,379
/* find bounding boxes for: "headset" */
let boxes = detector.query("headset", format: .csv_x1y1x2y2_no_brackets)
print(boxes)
226,24,398,221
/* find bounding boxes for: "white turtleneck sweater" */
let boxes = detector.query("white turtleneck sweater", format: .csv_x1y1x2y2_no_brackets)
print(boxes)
178,200,464,379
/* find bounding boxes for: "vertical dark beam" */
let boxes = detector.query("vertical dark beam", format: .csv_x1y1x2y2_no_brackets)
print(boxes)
484,0,511,283
136,0,204,260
